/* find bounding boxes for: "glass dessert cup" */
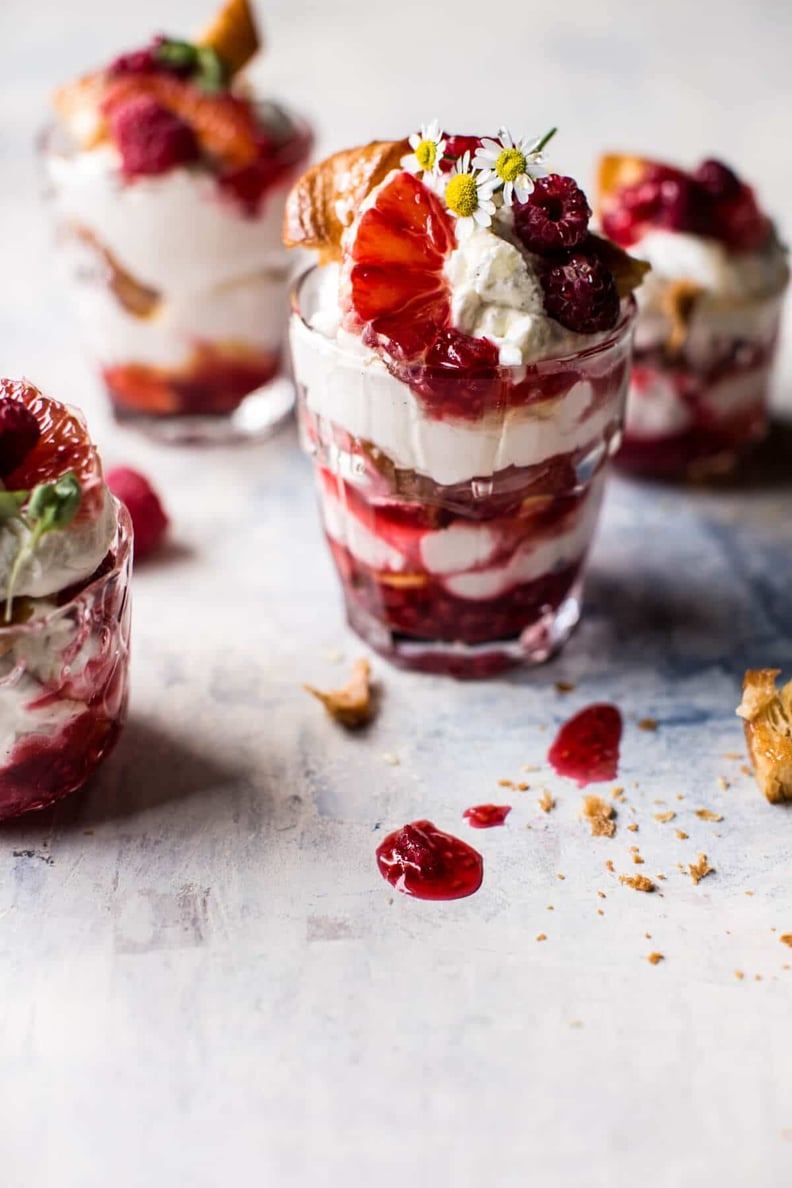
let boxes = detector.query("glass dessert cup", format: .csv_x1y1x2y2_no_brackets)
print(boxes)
40,110,311,444
617,286,788,480
0,501,132,820
291,269,636,677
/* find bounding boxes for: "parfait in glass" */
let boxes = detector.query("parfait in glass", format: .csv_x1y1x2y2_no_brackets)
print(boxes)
286,127,644,676
0,379,131,819
43,0,312,441
597,153,788,478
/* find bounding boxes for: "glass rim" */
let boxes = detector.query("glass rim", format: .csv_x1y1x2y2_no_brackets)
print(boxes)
0,497,132,637
290,265,638,374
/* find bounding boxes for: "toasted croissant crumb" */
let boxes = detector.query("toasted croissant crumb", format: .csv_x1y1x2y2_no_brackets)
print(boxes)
283,140,409,261
633,854,645,865
638,717,658,732
695,809,723,822
735,970,745,980
498,778,515,788
737,669,792,803
647,952,664,965
717,775,730,791
654,811,676,823
605,860,615,874
598,891,607,899
516,782,529,791
582,795,616,837
676,830,689,840
688,854,714,885
536,933,547,942
554,680,576,694
627,822,639,833
619,874,656,892
538,789,555,813
780,935,792,947
611,786,625,801
304,658,375,728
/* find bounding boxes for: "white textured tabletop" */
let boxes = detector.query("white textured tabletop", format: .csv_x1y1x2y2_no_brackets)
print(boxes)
3,1,792,1185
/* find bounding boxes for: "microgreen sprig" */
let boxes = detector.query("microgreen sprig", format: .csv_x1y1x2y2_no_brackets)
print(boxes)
154,37,228,92
3,472,82,622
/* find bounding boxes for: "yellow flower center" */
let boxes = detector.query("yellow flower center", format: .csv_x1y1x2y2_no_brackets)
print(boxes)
495,147,526,183
445,172,479,218
415,139,437,171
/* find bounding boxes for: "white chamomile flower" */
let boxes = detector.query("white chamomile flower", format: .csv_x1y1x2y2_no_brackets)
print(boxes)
474,126,557,206
401,120,447,177
443,151,497,229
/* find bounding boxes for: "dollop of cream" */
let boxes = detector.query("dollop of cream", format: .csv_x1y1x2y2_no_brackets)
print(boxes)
0,486,117,600
632,228,788,310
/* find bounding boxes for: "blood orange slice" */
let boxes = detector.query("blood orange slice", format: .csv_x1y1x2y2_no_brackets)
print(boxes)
345,170,456,359
0,379,105,520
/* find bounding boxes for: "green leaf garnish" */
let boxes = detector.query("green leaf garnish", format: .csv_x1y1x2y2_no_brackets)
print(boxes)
154,38,198,71
3,471,83,621
194,46,228,93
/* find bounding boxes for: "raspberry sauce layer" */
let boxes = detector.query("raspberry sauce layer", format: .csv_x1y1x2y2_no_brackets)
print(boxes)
104,345,280,417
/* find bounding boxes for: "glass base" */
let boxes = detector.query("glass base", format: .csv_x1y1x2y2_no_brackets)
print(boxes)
113,376,295,445
344,578,583,678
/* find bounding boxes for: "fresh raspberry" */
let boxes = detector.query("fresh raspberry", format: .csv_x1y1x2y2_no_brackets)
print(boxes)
0,399,41,480
513,175,591,254
693,158,742,200
541,252,621,334
109,96,200,177
106,467,169,560
108,46,159,77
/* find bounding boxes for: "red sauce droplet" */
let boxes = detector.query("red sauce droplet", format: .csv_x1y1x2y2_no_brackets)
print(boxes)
547,703,622,786
375,820,483,900
463,804,511,828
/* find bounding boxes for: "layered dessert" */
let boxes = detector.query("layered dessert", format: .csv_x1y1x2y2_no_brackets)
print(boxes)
285,127,645,675
0,379,132,819
44,0,311,437
598,154,788,477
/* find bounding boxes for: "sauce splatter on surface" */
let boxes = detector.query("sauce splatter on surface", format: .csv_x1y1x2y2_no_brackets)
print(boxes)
375,820,483,900
548,703,622,786
463,804,511,828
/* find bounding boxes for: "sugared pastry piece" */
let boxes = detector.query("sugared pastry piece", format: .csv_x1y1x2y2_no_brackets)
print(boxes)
0,379,132,819
285,126,645,676
597,153,788,478
737,669,792,804
45,0,312,434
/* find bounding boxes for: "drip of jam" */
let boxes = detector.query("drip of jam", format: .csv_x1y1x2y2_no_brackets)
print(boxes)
463,804,511,828
547,703,622,786
375,820,483,900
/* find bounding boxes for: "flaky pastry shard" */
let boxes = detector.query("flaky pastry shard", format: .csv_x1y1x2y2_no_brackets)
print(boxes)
736,669,792,803
283,140,410,263
662,278,704,355
304,658,376,729
596,153,648,204
199,0,261,76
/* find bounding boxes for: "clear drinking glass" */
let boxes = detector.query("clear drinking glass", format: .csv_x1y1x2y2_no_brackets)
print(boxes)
0,501,132,819
617,285,788,478
40,106,311,443
290,268,636,677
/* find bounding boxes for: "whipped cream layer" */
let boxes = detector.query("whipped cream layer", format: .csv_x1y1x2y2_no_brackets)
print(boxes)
319,471,604,603
292,270,626,488
47,146,292,294
0,486,116,599
626,365,771,440
632,229,788,353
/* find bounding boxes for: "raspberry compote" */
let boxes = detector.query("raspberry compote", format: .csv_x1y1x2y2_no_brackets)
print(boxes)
598,154,789,479
292,268,636,677
0,503,132,819
43,4,312,442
